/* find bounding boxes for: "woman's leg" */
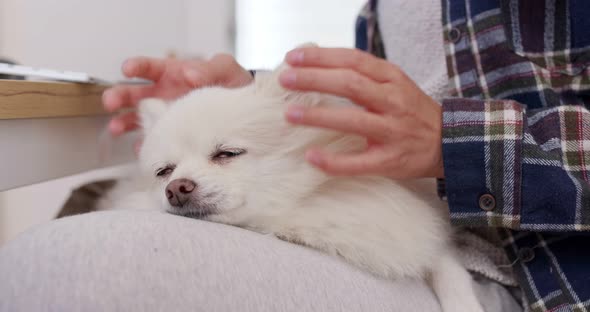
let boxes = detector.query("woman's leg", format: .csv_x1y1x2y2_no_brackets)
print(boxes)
0,210,442,312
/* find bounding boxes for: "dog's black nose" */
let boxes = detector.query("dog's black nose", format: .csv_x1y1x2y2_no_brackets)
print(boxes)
166,178,197,207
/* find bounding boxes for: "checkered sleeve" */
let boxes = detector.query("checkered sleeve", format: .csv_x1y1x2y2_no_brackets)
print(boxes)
441,98,590,231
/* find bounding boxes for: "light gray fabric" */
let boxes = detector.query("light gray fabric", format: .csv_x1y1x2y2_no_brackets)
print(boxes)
0,211,521,312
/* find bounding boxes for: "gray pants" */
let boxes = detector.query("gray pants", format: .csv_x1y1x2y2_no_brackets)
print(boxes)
0,211,522,312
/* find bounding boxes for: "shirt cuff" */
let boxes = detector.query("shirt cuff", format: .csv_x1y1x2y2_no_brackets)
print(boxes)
441,98,525,229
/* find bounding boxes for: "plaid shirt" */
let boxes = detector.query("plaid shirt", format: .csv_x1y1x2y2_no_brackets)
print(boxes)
358,0,590,311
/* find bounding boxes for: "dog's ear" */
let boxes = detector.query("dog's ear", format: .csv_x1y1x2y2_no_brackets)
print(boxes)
138,98,168,132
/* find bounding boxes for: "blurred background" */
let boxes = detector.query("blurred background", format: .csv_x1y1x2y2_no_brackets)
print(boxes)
0,0,366,244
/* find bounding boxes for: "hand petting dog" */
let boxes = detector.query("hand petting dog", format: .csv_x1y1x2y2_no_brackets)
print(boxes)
280,47,444,179
102,54,253,136
102,48,444,179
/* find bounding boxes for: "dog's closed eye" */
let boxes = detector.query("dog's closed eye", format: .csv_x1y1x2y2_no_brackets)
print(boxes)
155,165,176,178
211,146,246,164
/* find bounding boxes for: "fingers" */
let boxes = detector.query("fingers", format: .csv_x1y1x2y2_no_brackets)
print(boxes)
279,68,390,113
108,112,140,136
286,106,392,142
123,56,205,87
122,57,167,81
285,47,401,83
102,85,155,112
179,54,251,88
182,65,204,88
305,148,386,176
200,54,252,87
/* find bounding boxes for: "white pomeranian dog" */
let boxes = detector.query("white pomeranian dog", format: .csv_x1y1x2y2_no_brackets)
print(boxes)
106,59,483,311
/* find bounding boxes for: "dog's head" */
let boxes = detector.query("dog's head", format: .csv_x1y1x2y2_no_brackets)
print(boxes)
138,61,365,227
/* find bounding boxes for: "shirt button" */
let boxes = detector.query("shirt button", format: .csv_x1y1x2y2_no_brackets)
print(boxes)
518,248,535,263
571,67,584,75
478,194,496,211
449,28,462,43
559,66,585,76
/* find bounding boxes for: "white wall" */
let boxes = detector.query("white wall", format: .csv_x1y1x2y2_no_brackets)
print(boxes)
0,0,233,244
236,0,366,69
0,0,233,81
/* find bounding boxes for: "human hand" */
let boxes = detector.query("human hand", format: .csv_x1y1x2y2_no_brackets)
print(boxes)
102,54,253,136
280,47,444,179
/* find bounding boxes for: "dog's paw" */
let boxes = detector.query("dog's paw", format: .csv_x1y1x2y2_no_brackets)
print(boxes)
274,229,344,257
274,231,309,246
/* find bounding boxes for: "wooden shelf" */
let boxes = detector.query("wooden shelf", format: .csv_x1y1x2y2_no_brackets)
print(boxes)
0,80,110,119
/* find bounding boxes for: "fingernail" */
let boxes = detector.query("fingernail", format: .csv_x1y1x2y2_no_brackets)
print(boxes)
184,68,201,86
286,106,305,122
305,150,323,166
279,70,297,87
109,120,124,135
286,50,304,64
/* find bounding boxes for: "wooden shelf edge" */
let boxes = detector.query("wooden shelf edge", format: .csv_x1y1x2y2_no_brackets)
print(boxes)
0,80,110,119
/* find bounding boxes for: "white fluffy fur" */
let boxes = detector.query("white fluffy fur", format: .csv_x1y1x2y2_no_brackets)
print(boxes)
107,61,483,311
